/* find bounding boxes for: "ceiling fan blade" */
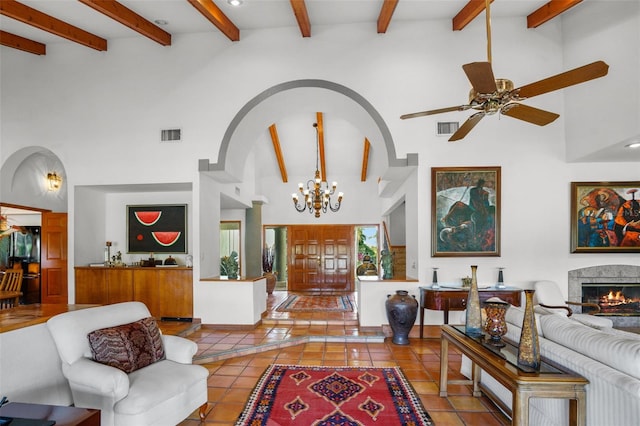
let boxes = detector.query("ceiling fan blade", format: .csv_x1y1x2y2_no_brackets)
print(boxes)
501,103,559,126
449,112,484,142
400,105,468,120
516,61,609,99
462,62,497,94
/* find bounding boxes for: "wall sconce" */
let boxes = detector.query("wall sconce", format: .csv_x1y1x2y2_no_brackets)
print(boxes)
47,172,62,191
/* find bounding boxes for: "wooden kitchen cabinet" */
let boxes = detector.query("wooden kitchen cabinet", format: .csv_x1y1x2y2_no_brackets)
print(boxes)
133,268,159,316
159,269,193,319
75,267,193,319
75,268,108,305
108,268,134,303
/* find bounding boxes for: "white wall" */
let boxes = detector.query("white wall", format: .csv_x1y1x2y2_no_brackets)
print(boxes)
2,15,639,323
562,0,640,160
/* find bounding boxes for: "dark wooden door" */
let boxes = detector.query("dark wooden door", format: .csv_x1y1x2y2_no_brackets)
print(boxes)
290,226,321,291
41,212,68,304
289,225,353,292
320,225,352,291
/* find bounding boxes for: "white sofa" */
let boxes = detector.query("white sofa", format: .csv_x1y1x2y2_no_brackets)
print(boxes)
461,306,640,426
47,302,209,426
0,322,73,406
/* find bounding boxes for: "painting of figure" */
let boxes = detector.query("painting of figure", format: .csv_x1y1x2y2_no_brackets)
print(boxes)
571,182,640,253
432,167,501,257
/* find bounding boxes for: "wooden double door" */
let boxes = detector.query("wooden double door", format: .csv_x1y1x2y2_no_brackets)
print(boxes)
288,225,353,292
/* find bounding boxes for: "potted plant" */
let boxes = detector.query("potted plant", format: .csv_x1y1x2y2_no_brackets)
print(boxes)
262,245,276,294
220,251,239,279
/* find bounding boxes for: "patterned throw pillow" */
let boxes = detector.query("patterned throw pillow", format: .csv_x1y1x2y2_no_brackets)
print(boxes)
87,317,165,373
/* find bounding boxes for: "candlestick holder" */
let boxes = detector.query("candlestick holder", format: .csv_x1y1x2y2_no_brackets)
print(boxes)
496,267,506,289
431,267,439,289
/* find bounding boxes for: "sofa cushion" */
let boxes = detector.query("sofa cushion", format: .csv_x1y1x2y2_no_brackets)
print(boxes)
88,317,166,373
540,314,640,380
505,304,544,337
535,306,614,329
570,313,614,329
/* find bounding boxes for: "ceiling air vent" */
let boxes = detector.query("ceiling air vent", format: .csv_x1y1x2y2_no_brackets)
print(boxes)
160,128,182,142
437,121,459,136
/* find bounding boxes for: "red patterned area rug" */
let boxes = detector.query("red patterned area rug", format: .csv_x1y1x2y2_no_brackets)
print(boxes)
275,294,354,312
235,364,434,425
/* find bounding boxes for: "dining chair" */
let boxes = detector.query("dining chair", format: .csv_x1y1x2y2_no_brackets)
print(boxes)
0,267,23,308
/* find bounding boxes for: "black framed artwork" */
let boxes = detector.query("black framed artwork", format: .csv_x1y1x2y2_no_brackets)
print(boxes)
431,166,501,257
127,204,187,253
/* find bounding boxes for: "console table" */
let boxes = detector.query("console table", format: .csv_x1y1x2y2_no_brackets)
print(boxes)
440,325,587,426
0,402,100,425
419,286,521,338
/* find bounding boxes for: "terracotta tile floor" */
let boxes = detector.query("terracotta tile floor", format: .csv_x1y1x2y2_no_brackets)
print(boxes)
162,291,510,425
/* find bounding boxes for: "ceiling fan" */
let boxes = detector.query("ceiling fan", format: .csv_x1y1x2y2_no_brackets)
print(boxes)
401,0,609,142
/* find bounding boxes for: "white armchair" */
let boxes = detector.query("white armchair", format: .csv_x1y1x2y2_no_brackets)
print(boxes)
533,280,613,328
47,302,208,426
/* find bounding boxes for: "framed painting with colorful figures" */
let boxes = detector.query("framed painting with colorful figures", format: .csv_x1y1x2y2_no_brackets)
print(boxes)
431,166,501,257
571,181,640,253
127,204,187,253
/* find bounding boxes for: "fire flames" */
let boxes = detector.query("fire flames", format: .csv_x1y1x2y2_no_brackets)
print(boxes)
598,290,640,313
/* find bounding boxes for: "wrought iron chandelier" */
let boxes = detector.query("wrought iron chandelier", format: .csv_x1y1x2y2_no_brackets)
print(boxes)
292,123,343,218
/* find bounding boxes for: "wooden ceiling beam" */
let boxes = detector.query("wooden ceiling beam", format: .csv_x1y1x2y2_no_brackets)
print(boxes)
268,124,288,183
452,0,493,31
316,112,326,181
527,0,583,28
0,30,45,55
187,0,239,41
361,138,371,182
377,0,399,33
290,0,311,37
79,0,171,46
0,0,107,51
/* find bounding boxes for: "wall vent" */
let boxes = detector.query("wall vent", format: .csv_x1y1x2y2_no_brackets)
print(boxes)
160,128,182,142
437,121,459,136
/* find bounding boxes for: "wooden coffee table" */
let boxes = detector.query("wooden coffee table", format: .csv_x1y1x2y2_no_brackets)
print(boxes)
439,325,587,426
0,402,99,426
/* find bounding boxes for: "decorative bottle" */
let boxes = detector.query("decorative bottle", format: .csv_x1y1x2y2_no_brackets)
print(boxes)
517,289,541,371
465,265,482,337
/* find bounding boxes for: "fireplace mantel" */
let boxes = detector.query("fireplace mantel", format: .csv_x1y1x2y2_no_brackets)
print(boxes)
568,264,640,327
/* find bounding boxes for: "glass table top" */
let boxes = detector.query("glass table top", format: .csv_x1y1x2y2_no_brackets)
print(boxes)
451,325,562,374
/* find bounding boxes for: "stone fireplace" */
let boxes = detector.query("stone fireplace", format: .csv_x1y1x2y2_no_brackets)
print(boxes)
568,265,640,328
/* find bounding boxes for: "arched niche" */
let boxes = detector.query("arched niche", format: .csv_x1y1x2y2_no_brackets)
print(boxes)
0,147,67,212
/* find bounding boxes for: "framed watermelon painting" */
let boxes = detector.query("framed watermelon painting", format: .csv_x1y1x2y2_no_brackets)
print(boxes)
127,204,187,253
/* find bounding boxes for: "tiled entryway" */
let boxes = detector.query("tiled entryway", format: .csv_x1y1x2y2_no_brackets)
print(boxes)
165,291,509,425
